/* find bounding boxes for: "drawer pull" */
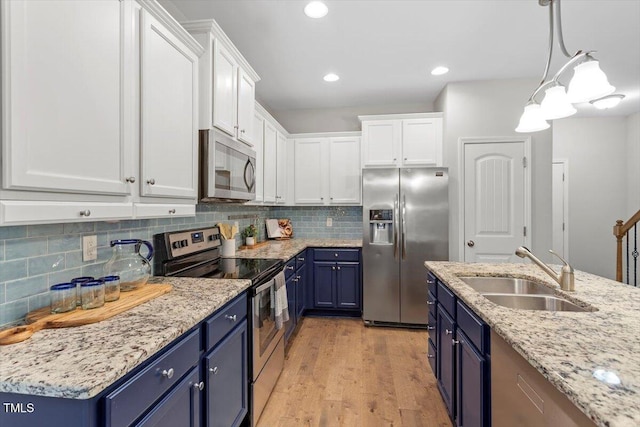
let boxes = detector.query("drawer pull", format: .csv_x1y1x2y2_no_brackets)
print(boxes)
209,367,218,375
337,266,341,270
334,253,338,257
298,257,305,262
427,325,435,331
452,339,460,346
193,381,204,391
332,266,336,270
168,209,176,214
427,279,435,284
79,210,91,217
445,329,453,335
147,178,156,185
292,278,298,282
125,176,136,183
428,354,435,359
161,368,174,379
297,275,301,280
285,265,294,270
225,314,237,322
426,301,435,306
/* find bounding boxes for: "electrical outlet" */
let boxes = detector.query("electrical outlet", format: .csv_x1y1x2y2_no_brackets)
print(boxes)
326,217,333,227
82,235,98,262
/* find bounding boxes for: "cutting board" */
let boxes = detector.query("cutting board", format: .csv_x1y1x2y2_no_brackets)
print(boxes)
238,241,269,250
0,284,172,346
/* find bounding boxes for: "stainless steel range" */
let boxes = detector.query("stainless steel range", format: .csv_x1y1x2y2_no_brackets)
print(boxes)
154,227,285,427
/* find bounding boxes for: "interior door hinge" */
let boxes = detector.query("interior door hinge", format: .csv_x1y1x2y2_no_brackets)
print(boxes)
563,223,565,231
562,173,565,181
523,157,527,168
523,226,527,237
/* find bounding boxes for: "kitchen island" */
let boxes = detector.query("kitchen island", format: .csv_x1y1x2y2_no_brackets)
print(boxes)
426,261,640,427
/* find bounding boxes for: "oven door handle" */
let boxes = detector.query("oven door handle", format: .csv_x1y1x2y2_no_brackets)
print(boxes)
254,278,275,294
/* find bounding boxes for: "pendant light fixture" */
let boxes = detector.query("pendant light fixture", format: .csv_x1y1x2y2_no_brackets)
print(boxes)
516,0,621,133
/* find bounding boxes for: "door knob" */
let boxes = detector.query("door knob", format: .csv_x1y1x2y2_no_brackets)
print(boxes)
467,240,475,247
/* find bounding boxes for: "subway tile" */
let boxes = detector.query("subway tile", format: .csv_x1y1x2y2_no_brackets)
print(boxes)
0,259,27,282
0,299,29,327
27,223,64,237
96,232,109,248
119,220,141,230
82,262,107,278
28,291,51,312
6,275,48,301
48,234,81,253
156,218,173,226
29,254,65,276
171,217,186,225
0,242,4,261
66,251,84,269
0,226,27,240
63,222,96,234
5,237,47,260
96,221,121,232
50,267,83,286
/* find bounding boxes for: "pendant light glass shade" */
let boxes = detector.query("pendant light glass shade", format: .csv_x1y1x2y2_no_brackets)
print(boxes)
515,104,550,133
566,60,615,103
540,85,577,120
590,94,625,109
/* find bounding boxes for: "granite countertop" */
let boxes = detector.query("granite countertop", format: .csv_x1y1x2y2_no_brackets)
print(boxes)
234,238,362,260
0,276,251,399
425,262,640,427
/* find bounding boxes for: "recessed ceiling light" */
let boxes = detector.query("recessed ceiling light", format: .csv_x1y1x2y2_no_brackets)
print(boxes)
590,94,625,109
431,66,449,76
304,1,328,19
323,73,339,82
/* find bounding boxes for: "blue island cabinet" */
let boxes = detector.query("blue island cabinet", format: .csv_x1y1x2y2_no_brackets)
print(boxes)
310,248,362,315
429,275,490,427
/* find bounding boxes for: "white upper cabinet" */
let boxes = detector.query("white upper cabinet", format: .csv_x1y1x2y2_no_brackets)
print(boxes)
275,132,288,204
237,68,256,145
360,113,443,168
293,135,361,205
182,20,260,143
263,121,278,203
252,112,265,203
139,7,199,200
1,0,131,196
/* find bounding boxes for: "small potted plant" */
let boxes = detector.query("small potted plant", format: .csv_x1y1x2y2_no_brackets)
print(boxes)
242,224,257,246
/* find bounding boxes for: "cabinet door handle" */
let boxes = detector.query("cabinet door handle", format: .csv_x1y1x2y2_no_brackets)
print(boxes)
125,176,136,183
445,329,453,335
337,266,341,270
332,266,335,270
292,278,298,282
241,129,246,134
161,368,174,379
426,301,435,306
209,367,218,375
168,209,176,214
427,325,435,331
427,354,435,359
193,381,204,391
297,275,301,279
426,279,435,285
79,210,91,217
452,339,460,346
147,178,156,185
225,314,237,322
334,253,338,257
298,258,305,262
285,265,294,270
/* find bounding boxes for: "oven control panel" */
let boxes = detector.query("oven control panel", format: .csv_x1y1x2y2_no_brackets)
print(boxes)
167,227,221,258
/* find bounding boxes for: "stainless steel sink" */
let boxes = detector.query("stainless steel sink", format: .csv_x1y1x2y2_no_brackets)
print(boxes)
482,294,589,312
459,276,556,295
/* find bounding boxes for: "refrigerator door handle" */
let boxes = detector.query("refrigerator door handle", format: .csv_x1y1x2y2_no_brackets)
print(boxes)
394,194,399,259
402,194,407,260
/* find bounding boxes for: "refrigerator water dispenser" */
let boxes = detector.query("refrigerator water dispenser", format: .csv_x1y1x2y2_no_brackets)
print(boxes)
369,209,393,244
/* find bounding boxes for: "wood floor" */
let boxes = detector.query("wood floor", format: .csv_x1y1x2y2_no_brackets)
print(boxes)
257,317,452,427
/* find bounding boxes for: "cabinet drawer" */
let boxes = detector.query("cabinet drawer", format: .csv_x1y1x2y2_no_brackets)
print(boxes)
427,272,438,297
296,250,307,270
134,203,195,218
428,312,437,344
105,329,200,427
456,300,487,354
427,290,437,318
206,293,247,351
284,258,296,279
437,281,456,318
314,248,359,262
427,339,437,375
0,201,131,225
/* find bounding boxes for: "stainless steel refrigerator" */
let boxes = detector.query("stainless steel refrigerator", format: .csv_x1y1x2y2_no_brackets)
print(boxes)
362,167,449,325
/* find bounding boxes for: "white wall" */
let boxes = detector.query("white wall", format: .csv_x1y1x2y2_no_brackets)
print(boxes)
627,112,640,217
268,102,433,134
436,79,553,263
553,117,628,279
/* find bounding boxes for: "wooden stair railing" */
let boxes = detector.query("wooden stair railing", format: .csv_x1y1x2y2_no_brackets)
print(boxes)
614,209,640,283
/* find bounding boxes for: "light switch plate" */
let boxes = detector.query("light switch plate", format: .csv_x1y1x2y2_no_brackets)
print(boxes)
82,235,97,261
326,217,333,227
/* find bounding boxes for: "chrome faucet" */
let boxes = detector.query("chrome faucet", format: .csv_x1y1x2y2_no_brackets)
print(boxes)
515,246,575,292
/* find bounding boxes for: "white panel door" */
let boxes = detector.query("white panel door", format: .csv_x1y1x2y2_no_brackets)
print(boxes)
294,138,325,204
237,68,255,145
552,161,568,259
263,121,277,203
464,142,526,263
1,0,131,195
329,137,361,204
276,132,288,204
361,120,400,167
213,40,238,137
253,113,265,202
402,118,443,166
139,9,198,199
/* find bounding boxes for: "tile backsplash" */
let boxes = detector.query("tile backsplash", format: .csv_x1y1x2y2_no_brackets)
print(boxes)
0,204,361,327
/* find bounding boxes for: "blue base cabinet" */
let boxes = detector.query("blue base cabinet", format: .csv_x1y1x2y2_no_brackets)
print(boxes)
284,250,308,343
428,273,490,427
309,248,362,315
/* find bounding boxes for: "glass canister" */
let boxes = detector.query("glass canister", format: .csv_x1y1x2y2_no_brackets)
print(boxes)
50,283,77,314
100,275,121,302
71,276,94,306
80,280,105,310
104,239,154,292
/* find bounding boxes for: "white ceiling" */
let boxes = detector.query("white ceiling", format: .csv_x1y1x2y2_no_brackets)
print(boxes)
167,0,640,117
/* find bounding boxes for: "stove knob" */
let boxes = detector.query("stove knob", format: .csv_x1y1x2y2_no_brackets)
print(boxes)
182,239,189,247
172,241,181,249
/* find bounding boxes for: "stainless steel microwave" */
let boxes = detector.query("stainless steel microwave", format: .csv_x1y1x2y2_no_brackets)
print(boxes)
199,129,256,202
